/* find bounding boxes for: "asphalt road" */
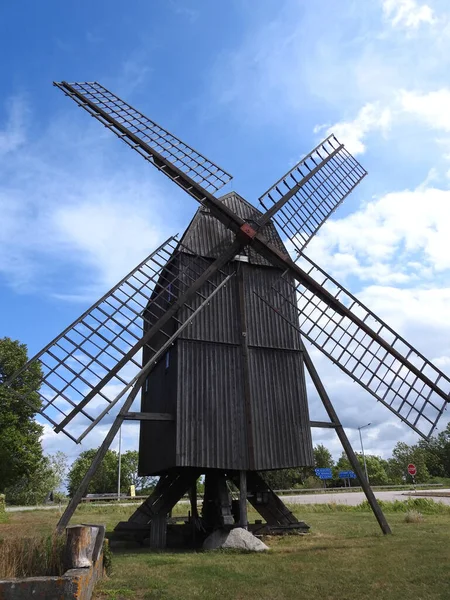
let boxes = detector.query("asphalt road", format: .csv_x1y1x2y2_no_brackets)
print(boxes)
6,489,450,512
282,489,450,506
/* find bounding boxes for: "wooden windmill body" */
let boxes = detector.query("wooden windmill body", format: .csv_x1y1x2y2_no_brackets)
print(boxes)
5,81,450,548
140,192,313,476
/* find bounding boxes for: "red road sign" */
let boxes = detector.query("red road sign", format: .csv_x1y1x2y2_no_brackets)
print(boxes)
407,463,417,476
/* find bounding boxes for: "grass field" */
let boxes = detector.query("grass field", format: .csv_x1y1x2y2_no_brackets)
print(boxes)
1,502,449,599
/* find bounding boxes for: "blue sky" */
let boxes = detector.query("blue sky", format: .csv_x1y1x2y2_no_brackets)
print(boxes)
1,0,450,462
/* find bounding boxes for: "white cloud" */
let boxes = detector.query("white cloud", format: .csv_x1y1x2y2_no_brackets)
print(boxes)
315,102,392,155
382,0,435,28
399,89,450,131
0,96,183,297
315,87,450,158
53,189,167,290
307,185,450,283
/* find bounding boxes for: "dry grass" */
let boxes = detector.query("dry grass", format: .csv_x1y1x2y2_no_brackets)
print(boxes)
404,510,424,523
0,534,65,579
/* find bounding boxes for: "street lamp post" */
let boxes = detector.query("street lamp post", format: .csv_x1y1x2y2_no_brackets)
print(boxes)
358,423,371,483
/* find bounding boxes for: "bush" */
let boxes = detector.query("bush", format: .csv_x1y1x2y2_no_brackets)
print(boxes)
302,476,324,489
355,498,450,514
0,495,5,523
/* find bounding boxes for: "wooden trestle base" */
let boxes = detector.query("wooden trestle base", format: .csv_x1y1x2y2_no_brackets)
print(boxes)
113,469,310,549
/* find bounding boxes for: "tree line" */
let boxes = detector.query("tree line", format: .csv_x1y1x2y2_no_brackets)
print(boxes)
263,429,450,490
1,336,450,504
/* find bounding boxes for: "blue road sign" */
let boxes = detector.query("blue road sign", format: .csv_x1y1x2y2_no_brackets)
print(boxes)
338,470,356,479
315,468,333,480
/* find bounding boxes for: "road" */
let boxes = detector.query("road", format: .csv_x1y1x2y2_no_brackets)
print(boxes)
5,489,450,512
282,489,450,506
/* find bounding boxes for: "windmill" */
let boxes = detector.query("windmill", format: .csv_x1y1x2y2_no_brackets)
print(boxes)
4,81,450,548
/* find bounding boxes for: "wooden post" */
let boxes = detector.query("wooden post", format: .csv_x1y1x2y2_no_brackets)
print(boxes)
65,525,99,569
239,470,248,530
149,514,167,549
301,343,392,535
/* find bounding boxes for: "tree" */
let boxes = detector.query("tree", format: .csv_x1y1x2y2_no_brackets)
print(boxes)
47,451,68,492
335,452,389,486
314,444,334,469
67,448,158,497
418,423,450,478
120,450,156,491
262,444,336,489
67,449,119,496
5,453,67,505
386,441,430,484
0,337,44,492
261,468,304,490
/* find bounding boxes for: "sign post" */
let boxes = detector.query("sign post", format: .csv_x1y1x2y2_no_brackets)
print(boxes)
407,463,417,490
338,470,356,487
407,463,416,476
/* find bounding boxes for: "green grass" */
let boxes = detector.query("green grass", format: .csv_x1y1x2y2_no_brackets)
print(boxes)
1,503,450,599
93,511,450,600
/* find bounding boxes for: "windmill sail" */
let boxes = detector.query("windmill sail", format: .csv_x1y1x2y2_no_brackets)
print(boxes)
41,81,448,443
53,82,232,198
257,254,450,439
258,135,366,252
5,236,233,442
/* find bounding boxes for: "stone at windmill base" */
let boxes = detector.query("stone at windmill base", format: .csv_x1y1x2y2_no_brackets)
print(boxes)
203,527,269,552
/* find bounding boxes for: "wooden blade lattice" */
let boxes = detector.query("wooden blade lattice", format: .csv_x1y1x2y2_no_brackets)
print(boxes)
53,81,232,196
5,236,232,442
257,255,450,439
258,135,366,252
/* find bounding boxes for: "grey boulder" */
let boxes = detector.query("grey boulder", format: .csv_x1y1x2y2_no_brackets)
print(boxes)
203,527,269,552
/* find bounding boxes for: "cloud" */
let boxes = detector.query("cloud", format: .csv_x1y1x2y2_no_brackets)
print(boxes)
53,186,167,290
307,184,450,282
382,0,435,28
315,86,450,159
399,89,450,131
0,95,181,298
315,102,392,155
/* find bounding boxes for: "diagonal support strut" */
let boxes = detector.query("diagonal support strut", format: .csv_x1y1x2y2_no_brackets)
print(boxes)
301,342,392,535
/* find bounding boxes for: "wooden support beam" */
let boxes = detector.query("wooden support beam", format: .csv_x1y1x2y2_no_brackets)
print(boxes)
122,412,174,421
310,421,337,428
56,372,147,533
301,343,392,535
236,472,298,526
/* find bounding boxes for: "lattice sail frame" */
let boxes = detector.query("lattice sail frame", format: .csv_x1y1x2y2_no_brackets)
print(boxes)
257,255,450,439
258,135,367,252
55,82,366,256
6,236,233,443
53,81,232,196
